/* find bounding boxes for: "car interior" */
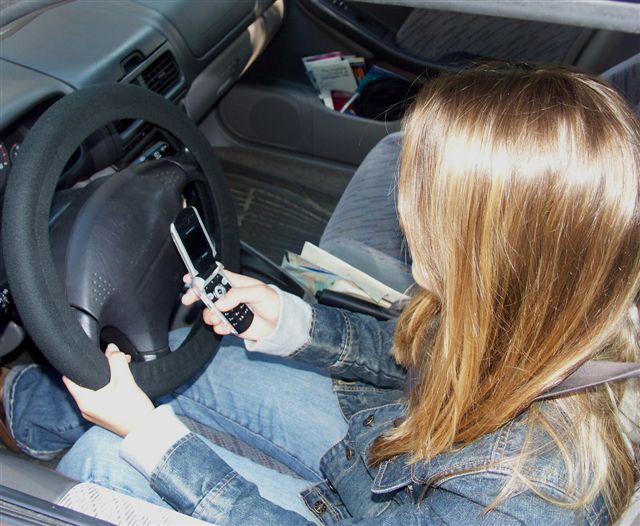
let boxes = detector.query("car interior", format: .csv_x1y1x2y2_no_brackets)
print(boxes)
0,1,639,524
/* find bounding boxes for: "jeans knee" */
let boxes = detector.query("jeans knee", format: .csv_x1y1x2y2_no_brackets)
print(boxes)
56,426,168,507
56,426,123,482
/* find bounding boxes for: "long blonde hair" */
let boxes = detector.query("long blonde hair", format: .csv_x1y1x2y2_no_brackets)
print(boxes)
370,64,640,519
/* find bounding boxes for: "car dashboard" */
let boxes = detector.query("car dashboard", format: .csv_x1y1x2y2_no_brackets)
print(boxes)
0,0,284,339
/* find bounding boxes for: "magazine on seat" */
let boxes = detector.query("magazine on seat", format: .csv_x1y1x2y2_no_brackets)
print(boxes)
282,242,410,309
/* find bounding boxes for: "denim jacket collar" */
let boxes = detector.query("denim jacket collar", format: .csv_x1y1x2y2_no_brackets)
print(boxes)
372,413,521,494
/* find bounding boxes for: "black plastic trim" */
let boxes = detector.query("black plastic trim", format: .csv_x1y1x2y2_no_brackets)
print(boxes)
240,241,306,298
316,290,399,320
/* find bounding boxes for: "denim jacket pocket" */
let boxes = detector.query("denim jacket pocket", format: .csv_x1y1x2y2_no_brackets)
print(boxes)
332,379,403,420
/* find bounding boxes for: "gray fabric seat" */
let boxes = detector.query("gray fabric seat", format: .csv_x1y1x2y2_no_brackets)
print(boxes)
319,52,640,295
319,131,413,293
602,51,640,114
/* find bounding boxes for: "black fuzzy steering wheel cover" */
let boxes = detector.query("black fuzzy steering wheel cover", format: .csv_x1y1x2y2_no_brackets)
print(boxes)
2,84,239,399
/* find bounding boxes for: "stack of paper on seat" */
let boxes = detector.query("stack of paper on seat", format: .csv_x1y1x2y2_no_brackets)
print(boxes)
282,242,410,309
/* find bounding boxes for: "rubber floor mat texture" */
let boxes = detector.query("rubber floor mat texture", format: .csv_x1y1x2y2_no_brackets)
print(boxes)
228,175,334,263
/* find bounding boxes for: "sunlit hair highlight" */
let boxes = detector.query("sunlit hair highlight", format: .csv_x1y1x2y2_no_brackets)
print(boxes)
369,64,640,519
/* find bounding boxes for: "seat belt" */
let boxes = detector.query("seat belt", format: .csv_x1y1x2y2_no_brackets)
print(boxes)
536,361,640,400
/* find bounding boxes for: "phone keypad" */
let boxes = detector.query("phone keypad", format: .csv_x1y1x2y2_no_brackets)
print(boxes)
204,273,254,333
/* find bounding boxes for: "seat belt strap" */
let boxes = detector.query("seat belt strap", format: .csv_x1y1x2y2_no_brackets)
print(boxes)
536,361,640,400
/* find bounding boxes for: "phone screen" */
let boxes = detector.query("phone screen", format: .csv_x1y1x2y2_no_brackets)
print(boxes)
175,208,216,277
184,224,216,276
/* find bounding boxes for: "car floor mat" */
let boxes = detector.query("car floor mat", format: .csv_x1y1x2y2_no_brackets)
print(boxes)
226,172,334,263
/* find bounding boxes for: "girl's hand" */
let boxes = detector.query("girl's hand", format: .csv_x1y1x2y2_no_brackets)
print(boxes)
63,344,154,437
181,271,280,341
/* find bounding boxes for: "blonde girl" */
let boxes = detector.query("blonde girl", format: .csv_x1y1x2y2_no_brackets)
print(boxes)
7,64,639,525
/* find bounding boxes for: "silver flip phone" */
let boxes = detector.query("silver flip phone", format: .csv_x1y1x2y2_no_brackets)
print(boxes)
170,206,254,334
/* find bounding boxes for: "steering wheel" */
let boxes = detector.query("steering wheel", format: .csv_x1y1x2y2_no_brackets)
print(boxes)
2,84,239,399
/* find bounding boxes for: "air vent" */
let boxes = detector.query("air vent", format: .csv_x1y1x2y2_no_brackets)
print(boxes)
140,51,181,96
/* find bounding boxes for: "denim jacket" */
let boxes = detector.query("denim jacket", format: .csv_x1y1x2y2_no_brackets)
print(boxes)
127,304,609,525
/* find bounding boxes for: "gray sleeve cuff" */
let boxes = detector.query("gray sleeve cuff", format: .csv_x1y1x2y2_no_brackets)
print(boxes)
244,286,312,357
120,405,190,479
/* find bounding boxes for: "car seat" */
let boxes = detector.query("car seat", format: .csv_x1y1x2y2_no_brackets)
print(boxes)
320,52,640,296
318,131,413,294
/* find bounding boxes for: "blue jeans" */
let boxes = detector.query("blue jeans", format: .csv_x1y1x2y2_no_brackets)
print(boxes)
5,334,349,522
